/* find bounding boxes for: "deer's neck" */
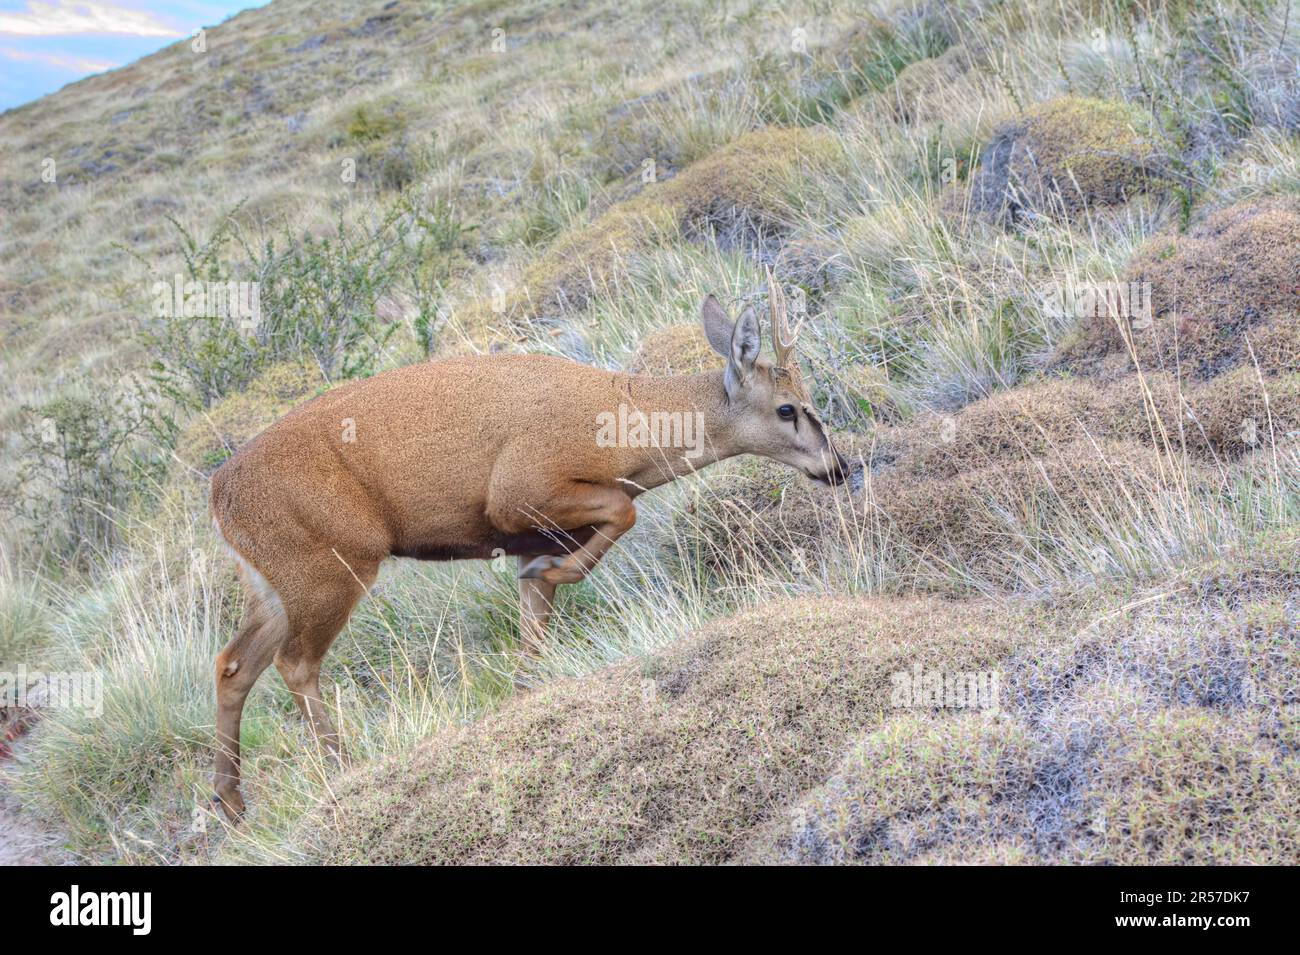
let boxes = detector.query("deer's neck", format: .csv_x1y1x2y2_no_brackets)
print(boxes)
607,369,744,494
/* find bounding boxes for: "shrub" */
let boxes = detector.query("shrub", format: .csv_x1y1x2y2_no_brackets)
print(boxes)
141,204,427,408
243,213,407,380
0,550,52,667
14,390,165,555
345,106,405,145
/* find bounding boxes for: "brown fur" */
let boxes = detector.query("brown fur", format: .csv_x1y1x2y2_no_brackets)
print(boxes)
209,296,848,818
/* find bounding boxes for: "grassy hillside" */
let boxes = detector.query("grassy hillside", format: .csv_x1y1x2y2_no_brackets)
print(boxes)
0,0,1297,863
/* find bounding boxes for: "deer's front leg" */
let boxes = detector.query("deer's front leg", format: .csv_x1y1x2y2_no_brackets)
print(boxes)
518,483,637,586
518,561,557,656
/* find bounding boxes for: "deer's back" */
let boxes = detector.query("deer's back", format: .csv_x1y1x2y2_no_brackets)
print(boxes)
210,354,627,560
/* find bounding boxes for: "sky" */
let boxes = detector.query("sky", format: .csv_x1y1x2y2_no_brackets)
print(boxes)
0,0,267,111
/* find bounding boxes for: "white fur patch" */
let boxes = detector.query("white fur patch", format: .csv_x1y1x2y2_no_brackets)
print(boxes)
212,516,287,627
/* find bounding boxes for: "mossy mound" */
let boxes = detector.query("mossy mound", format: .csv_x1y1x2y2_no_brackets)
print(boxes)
960,96,1164,224
680,429,1204,579
1052,197,1300,380
304,541,1298,865
876,377,1121,478
881,369,1300,478
788,703,1300,865
302,596,1024,864
173,362,326,475
464,127,842,329
625,324,722,376
784,550,1300,863
885,44,979,125
651,124,841,243
1078,706,1299,864
787,713,1040,863
1190,368,1300,455
873,438,1198,571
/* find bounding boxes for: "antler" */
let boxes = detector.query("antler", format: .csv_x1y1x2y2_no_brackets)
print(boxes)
766,265,803,368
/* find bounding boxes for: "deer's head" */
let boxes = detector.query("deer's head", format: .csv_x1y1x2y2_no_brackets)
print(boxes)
700,273,850,486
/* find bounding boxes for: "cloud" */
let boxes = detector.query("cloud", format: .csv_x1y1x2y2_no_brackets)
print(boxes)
0,44,117,72
0,1,183,38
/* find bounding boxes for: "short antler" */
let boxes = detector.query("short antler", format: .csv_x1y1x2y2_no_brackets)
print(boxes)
766,265,803,369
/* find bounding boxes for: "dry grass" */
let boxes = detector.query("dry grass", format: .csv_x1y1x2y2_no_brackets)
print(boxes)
303,596,1025,865
173,362,328,476
626,324,722,376
873,438,1201,570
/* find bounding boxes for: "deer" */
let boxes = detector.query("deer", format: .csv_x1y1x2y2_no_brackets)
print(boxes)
209,272,850,819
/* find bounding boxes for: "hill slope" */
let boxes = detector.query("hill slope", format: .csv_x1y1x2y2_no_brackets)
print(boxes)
308,541,1299,864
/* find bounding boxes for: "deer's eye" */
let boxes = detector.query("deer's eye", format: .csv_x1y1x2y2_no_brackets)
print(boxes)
777,404,797,421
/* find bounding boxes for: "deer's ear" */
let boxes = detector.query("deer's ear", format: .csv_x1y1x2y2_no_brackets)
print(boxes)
724,304,761,400
701,295,735,356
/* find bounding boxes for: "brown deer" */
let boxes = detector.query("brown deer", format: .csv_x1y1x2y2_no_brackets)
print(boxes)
209,276,849,818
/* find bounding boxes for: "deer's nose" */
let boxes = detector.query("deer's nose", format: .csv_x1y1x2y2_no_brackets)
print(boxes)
809,448,850,486
824,451,850,485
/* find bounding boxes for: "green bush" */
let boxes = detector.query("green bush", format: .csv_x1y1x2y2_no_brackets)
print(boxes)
140,202,441,408
345,106,404,145
15,390,165,556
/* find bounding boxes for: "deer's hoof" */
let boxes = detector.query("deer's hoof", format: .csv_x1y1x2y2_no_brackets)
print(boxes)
521,556,586,585
518,556,559,579
212,789,246,823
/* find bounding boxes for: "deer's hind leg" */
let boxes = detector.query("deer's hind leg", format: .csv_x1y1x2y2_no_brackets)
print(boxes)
273,552,378,767
214,573,288,821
